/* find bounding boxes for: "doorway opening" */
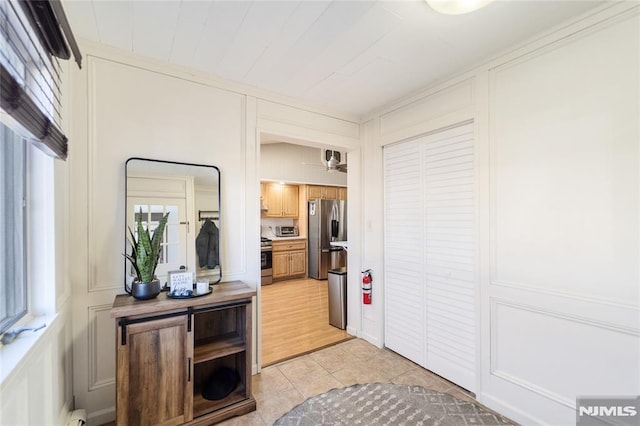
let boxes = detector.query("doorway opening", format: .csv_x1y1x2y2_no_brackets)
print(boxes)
258,137,352,367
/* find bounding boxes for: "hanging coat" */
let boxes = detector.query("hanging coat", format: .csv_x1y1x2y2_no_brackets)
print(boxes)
196,219,219,269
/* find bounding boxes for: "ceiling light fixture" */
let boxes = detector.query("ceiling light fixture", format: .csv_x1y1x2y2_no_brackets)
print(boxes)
426,0,495,15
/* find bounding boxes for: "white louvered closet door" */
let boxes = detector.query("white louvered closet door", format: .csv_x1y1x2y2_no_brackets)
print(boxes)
384,139,425,366
384,123,476,392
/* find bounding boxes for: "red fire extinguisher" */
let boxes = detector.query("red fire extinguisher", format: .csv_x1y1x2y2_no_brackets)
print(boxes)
362,270,372,305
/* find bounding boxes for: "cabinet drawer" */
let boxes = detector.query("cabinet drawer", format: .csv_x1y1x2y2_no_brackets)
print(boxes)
272,241,306,251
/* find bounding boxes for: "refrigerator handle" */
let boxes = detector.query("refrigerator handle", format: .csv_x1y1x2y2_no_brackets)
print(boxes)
331,219,339,238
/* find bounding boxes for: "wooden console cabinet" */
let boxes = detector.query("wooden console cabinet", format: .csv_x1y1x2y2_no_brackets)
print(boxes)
111,281,256,426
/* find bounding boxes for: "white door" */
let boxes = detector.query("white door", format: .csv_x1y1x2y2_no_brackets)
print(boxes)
383,138,426,366
384,122,477,392
127,197,188,286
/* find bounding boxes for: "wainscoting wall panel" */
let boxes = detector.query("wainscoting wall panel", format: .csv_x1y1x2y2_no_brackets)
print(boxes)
481,8,640,425
491,299,640,406
88,305,116,391
489,11,639,305
380,79,474,145
0,309,73,426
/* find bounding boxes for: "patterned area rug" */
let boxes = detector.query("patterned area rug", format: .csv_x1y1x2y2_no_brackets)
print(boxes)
274,383,515,425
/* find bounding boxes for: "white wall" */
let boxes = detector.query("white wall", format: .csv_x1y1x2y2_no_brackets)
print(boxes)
358,118,384,346
364,3,639,425
260,142,347,186
68,49,251,424
67,41,360,423
481,8,639,424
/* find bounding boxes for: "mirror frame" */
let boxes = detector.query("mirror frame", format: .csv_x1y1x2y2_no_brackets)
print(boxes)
124,157,222,293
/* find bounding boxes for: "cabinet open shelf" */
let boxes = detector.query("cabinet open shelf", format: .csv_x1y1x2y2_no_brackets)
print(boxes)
192,351,248,419
194,333,245,364
193,385,246,418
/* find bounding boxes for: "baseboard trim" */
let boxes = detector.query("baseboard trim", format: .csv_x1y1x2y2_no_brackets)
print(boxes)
87,406,115,426
477,392,545,425
360,332,382,349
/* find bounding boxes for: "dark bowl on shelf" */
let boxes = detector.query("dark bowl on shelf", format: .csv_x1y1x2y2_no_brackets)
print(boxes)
202,367,240,401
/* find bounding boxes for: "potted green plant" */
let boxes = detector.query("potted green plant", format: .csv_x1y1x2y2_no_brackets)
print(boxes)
124,210,170,300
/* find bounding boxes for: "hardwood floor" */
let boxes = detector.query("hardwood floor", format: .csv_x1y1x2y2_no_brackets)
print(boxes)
261,277,351,367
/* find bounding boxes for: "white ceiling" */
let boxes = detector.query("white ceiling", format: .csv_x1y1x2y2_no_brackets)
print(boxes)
63,0,604,117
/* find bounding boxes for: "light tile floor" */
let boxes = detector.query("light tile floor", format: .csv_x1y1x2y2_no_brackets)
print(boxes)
220,338,504,426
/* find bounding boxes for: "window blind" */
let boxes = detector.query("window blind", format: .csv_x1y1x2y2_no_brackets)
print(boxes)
0,0,81,160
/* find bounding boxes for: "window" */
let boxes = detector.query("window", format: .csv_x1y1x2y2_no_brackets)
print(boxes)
0,121,27,333
0,0,80,337
0,3,81,368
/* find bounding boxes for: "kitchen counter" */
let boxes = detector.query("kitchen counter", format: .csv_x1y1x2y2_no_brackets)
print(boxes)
270,236,307,241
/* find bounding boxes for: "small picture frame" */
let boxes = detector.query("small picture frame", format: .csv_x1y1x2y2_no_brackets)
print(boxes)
168,270,193,296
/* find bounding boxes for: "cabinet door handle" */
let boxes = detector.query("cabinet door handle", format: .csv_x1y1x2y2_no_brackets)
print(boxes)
188,357,192,382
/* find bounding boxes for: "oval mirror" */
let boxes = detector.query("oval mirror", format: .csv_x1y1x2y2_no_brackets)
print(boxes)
125,158,221,291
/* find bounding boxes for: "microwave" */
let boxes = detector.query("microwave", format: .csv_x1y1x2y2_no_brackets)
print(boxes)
275,226,298,237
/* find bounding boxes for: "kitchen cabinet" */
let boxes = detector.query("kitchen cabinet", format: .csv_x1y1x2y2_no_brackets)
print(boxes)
262,182,299,217
338,187,347,200
307,185,344,200
272,240,306,280
112,281,256,426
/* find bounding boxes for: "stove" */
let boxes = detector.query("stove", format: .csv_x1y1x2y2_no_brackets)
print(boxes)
260,238,272,285
260,237,272,249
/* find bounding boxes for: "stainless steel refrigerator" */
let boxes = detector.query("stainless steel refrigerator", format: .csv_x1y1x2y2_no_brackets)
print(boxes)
308,199,347,279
